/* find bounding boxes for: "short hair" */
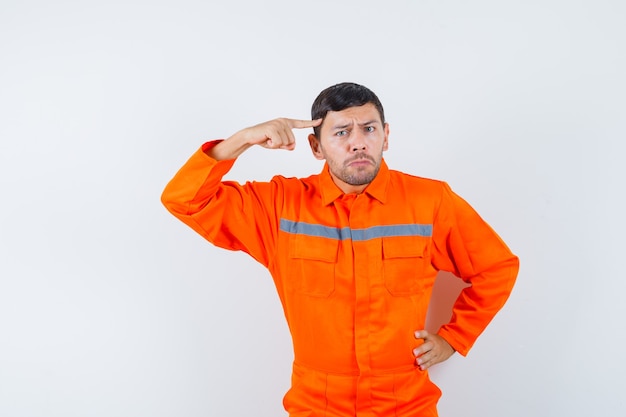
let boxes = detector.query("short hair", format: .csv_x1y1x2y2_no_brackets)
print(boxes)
311,82,385,137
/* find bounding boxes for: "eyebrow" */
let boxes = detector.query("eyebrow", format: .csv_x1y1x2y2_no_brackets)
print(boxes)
331,120,380,130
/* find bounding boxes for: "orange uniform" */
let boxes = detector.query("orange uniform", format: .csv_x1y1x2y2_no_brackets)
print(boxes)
161,141,519,417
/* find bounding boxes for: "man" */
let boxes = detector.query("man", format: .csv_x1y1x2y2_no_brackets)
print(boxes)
161,82,519,416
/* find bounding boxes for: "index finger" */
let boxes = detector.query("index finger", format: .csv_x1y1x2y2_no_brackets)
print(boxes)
286,118,323,129
414,330,430,340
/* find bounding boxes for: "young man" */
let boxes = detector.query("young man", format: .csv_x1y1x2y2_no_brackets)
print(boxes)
161,82,519,416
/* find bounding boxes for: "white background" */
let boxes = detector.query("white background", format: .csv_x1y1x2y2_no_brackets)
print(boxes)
1,1,625,416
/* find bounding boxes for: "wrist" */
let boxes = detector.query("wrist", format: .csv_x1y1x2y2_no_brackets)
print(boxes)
205,134,252,161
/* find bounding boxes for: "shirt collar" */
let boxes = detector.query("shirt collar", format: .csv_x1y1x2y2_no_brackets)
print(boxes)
319,159,390,206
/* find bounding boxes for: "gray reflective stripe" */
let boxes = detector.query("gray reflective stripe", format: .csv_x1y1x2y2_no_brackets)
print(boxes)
279,219,432,241
351,224,432,240
280,219,351,240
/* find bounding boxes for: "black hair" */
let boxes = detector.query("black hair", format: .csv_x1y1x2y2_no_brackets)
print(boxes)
311,82,385,137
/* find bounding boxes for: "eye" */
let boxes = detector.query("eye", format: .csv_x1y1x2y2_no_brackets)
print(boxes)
336,130,348,137
365,126,375,132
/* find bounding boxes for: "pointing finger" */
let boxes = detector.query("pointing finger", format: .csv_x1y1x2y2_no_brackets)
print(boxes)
287,118,323,129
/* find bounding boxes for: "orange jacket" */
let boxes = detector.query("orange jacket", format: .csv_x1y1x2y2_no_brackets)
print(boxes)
162,142,519,416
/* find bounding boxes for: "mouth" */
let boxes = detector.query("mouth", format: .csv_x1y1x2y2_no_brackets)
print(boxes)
346,156,375,168
348,159,373,166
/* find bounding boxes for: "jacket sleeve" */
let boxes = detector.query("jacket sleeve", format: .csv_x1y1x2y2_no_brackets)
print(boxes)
160,141,281,268
431,182,519,356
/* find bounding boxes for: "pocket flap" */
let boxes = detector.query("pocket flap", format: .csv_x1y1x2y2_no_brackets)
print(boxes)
382,236,428,259
290,235,339,262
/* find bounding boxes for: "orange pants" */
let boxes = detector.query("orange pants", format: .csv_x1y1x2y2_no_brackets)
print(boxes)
283,362,441,417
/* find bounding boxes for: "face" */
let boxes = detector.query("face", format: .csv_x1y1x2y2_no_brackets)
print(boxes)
308,103,389,194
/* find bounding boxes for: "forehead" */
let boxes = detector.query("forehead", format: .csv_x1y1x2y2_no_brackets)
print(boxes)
323,103,382,128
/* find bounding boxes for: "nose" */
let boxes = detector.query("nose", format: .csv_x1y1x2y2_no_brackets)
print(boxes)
350,130,367,152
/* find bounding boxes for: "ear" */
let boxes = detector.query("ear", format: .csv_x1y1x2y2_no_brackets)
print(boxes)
308,134,325,160
382,123,390,151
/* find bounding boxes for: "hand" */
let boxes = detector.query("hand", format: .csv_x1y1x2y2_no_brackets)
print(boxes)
413,330,455,370
235,117,322,151
207,118,322,161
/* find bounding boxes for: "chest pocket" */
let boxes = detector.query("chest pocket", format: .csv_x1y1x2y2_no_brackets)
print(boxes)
382,236,429,296
288,235,338,297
